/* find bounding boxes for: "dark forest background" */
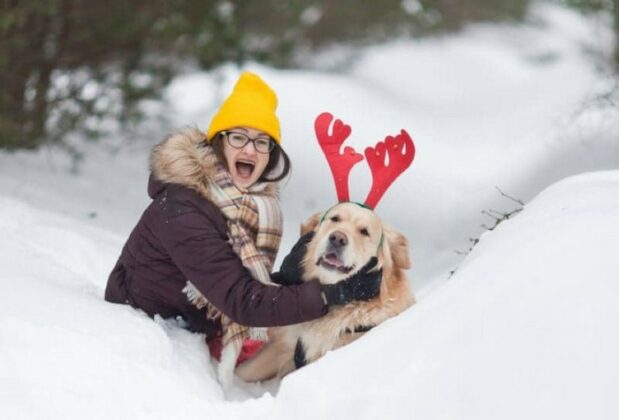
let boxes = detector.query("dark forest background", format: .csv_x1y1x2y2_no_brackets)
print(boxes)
1,0,617,150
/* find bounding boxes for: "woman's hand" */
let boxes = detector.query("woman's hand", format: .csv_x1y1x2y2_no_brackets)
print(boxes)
321,257,382,306
271,232,315,286
272,231,382,305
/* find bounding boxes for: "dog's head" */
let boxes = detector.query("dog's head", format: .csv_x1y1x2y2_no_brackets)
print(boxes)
300,202,411,292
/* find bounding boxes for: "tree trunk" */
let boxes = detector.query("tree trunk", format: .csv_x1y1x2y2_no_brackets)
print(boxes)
0,6,51,148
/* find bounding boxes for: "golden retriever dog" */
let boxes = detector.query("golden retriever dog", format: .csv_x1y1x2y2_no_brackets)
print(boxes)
235,202,414,381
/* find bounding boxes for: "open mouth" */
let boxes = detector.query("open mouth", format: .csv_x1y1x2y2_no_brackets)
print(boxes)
235,160,255,179
316,252,354,274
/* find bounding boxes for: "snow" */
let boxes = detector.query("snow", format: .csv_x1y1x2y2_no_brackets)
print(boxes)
1,4,618,419
285,170,619,420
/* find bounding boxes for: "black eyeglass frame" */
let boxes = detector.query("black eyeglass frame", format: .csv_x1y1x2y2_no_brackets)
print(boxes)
221,130,276,154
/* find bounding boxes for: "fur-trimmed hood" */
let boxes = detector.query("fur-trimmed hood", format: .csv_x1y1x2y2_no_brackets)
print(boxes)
149,127,279,200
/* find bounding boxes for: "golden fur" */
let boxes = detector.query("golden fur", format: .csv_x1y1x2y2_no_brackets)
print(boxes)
236,202,414,381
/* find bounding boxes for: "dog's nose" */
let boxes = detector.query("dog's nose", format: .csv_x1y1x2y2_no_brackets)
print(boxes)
329,231,348,248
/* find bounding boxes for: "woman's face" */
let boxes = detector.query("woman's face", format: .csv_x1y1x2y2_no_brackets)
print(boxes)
222,127,271,189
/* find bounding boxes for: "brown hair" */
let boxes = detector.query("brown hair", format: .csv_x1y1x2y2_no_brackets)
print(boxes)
209,132,291,183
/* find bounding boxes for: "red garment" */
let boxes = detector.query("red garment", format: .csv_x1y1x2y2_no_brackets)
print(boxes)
207,337,264,366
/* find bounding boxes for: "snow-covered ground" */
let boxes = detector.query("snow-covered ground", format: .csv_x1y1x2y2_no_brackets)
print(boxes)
1,4,618,419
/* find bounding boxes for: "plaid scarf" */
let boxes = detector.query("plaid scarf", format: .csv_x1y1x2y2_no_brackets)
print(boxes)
182,148,282,368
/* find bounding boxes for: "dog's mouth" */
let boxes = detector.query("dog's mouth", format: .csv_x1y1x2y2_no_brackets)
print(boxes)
316,252,354,274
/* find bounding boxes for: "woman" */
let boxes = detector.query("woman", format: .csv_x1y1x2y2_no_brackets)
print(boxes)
104,72,381,357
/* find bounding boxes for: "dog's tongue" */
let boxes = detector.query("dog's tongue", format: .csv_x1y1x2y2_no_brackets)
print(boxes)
324,253,344,268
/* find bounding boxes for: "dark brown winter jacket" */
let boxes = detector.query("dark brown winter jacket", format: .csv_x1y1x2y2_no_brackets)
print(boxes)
104,128,327,340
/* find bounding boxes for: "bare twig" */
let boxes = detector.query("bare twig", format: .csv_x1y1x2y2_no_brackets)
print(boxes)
450,187,525,277
495,186,525,206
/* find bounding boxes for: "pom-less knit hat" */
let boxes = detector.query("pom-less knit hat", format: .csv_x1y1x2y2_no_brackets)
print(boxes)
206,72,281,144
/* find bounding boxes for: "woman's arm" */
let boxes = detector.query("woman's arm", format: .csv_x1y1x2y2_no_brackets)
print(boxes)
158,200,328,327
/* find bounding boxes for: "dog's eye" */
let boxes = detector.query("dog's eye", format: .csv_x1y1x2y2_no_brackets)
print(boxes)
360,228,370,237
330,215,340,223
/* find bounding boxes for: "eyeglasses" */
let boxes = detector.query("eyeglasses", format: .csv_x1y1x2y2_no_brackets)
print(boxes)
222,131,275,154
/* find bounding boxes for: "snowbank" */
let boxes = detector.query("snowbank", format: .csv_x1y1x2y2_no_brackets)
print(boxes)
270,170,619,420
0,196,269,417
1,3,618,419
2,171,617,419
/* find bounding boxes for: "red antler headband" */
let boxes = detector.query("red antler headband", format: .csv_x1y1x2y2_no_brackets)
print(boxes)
314,112,416,209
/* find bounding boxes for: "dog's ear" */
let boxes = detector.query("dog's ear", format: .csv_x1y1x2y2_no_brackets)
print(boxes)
300,211,323,236
384,225,411,270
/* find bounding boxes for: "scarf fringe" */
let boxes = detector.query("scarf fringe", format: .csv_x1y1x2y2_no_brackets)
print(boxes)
183,282,269,342
182,282,207,309
183,282,222,321
248,327,268,341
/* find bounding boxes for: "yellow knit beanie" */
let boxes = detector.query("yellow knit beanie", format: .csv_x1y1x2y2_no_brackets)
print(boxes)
206,72,281,144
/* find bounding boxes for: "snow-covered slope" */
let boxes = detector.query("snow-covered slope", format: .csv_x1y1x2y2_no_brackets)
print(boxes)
0,3,618,419
0,197,229,417
270,170,619,420
2,171,617,419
